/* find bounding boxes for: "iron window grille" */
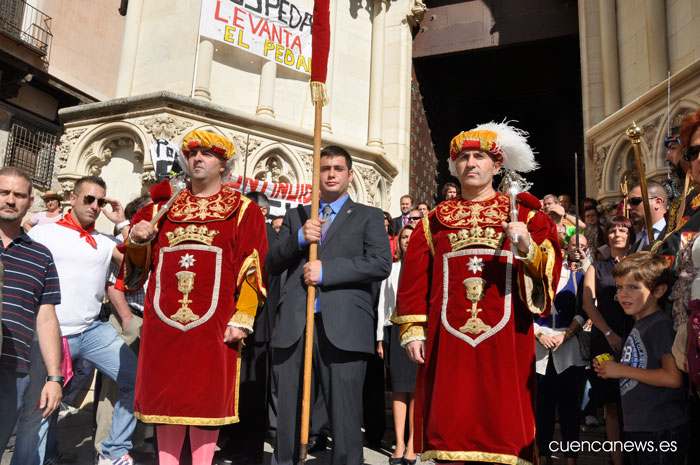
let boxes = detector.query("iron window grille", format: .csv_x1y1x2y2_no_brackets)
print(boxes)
5,118,57,189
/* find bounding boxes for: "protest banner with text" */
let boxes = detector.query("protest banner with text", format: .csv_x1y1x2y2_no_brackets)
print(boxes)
199,0,313,74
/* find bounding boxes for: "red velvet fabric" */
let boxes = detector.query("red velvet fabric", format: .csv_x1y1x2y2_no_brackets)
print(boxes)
311,0,330,83
131,187,268,425
396,194,561,465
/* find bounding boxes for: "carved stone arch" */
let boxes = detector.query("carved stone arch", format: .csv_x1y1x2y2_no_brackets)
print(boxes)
348,175,365,204
375,176,388,209
602,136,650,193
247,142,306,184
58,121,151,197
354,164,382,207
64,122,149,174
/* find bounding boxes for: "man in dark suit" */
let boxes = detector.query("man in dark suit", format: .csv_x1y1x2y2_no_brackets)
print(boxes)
627,181,668,251
392,194,413,232
266,145,392,465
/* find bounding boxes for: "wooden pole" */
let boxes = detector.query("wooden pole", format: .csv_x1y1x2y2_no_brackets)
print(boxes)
299,98,323,464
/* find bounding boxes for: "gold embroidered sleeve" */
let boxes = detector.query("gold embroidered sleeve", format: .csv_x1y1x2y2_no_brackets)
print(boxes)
390,310,428,325
236,249,266,298
519,237,543,277
518,238,557,315
399,323,427,347
421,216,435,256
230,273,259,333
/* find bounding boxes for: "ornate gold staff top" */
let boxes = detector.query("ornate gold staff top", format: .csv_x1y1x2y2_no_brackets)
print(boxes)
625,122,654,244
619,175,629,219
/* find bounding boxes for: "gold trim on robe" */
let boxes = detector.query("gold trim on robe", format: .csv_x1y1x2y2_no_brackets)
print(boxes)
390,310,428,325
422,216,435,256
399,323,427,347
236,249,267,298
237,196,252,226
421,449,533,465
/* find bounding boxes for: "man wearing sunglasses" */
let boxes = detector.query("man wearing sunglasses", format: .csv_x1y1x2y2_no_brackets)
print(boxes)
626,181,668,251
26,175,137,465
407,207,423,226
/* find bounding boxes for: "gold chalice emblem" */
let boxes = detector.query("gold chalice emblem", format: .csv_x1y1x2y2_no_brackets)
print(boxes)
459,277,492,335
170,270,200,324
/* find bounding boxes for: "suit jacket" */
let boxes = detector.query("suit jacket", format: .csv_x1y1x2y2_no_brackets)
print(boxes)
634,222,668,252
266,198,392,354
252,223,280,343
393,216,405,235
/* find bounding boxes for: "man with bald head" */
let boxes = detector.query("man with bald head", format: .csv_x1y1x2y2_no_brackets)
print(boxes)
626,181,668,250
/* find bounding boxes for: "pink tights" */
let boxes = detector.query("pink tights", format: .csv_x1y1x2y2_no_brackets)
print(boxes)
156,424,219,465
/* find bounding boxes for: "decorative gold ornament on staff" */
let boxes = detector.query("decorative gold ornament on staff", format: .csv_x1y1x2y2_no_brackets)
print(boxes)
625,122,654,244
620,175,629,219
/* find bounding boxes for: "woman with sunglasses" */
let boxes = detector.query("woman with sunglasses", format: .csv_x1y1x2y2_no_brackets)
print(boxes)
582,216,635,465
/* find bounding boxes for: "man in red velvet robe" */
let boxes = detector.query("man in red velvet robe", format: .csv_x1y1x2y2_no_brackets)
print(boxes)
123,130,267,464
393,123,562,465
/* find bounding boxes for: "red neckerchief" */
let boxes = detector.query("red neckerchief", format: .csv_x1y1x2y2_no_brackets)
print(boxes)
56,210,97,248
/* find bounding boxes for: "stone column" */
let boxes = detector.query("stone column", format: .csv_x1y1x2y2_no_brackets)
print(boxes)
645,0,668,87
256,60,276,118
193,40,214,101
115,0,144,98
598,0,620,116
367,0,387,148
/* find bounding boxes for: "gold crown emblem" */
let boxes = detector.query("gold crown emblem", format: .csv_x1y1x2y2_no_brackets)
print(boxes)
166,224,219,247
447,226,504,251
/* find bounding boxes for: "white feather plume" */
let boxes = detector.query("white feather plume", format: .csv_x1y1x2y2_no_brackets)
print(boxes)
475,121,538,173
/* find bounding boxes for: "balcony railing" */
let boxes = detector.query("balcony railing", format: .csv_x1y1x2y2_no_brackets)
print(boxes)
0,0,52,56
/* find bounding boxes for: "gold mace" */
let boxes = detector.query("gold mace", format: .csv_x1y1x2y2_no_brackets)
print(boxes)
625,122,654,244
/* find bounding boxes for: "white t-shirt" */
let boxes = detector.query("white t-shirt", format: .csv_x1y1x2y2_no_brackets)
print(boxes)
28,223,116,336
29,211,63,226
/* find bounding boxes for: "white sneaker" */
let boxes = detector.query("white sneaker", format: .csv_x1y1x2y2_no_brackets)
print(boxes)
97,454,134,465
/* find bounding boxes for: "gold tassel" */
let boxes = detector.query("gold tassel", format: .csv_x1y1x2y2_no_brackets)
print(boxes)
310,81,329,106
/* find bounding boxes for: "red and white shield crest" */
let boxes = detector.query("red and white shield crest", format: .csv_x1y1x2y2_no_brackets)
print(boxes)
153,244,222,331
441,248,513,347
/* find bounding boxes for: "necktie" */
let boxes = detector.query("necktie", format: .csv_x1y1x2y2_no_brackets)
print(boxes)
321,205,333,236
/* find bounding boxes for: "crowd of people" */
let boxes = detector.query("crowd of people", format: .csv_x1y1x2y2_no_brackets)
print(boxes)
1,107,700,465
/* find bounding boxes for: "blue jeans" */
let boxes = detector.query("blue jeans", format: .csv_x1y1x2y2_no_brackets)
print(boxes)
10,321,138,461
65,320,138,459
0,341,50,465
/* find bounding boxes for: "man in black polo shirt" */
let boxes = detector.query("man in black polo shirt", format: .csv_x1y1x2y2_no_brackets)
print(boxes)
0,167,62,465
